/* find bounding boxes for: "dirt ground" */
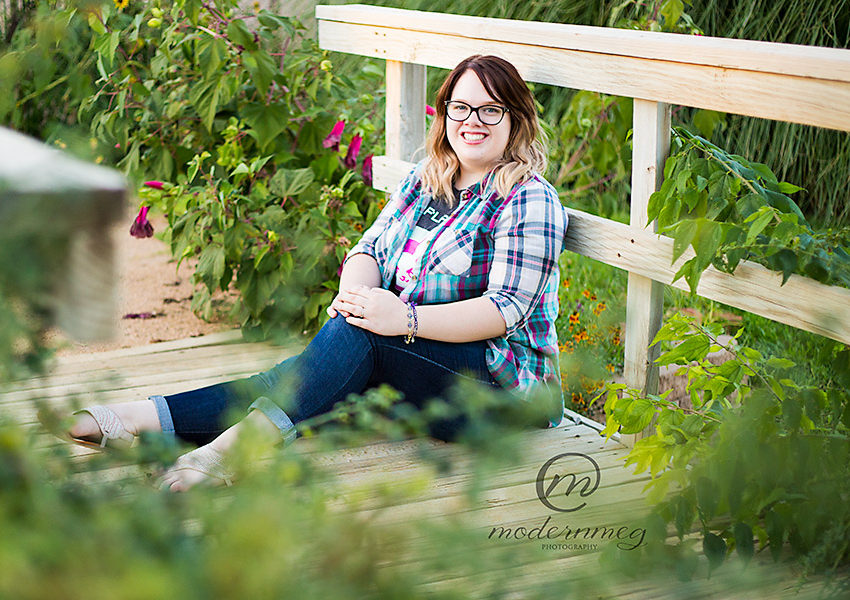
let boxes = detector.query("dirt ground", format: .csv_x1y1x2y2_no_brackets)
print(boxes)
46,211,239,357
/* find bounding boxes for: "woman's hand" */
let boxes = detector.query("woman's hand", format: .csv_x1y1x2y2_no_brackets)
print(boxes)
327,284,408,337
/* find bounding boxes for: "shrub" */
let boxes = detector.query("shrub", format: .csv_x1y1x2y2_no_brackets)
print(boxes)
78,0,385,336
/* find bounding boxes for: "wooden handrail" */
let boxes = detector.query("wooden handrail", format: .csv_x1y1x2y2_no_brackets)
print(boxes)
317,4,850,132
0,127,126,343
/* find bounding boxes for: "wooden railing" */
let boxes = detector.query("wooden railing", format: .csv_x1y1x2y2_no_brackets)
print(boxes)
316,4,850,441
0,127,126,342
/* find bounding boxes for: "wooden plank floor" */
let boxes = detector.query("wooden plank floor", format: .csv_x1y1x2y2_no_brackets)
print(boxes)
0,332,829,598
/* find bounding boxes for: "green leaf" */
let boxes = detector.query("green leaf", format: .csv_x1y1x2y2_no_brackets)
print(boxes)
692,109,723,139
660,0,685,27
693,219,722,269
226,19,257,50
92,31,120,69
87,12,106,35
671,219,697,263
765,357,795,370
744,207,774,246
257,10,291,31
189,79,221,132
197,244,225,290
733,523,754,563
703,532,727,572
656,335,711,366
766,249,797,285
231,163,250,176
270,167,315,198
243,103,288,152
777,181,804,195
243,49,277,96
253,244,270,269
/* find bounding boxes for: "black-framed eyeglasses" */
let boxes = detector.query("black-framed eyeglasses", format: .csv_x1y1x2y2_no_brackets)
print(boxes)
444,100,509,125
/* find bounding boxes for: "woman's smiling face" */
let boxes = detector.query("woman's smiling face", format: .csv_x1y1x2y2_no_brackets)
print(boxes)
445,69,511,189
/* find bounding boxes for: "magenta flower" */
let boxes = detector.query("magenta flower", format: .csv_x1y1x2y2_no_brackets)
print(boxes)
323,120,345,151
344,134,362,168
362,154,373,187
425,104,436,116
144,180,164,190
130,206,154,238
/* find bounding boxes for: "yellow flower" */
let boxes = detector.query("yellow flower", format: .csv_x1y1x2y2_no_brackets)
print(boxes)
593,301,606,316
568,311,580,326
606,364,616,373
114,0,129,10
562,278,570,288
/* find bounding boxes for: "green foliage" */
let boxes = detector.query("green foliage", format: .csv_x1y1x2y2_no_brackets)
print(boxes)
2,382,599,599
648,129,850,292
601,313,850,581
545,91,632,219
0,1,101,146
74,0,383,335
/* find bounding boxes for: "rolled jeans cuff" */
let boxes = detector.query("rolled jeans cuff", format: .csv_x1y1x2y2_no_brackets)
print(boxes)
249,396,297,445
148,395,175,435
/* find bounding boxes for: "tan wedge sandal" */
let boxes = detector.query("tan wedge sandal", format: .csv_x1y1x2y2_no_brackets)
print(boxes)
164,445,234,489
70,405,136,449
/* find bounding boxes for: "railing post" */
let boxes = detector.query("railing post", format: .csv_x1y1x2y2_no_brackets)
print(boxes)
622,100,671,446
385,60,427,162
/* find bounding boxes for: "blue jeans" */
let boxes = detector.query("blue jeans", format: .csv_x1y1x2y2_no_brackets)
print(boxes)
151,315,503,446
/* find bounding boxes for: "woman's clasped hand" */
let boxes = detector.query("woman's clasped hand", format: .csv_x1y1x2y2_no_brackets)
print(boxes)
327,284,410,337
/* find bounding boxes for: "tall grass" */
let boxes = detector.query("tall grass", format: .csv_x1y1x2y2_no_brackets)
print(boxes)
685,0,850,227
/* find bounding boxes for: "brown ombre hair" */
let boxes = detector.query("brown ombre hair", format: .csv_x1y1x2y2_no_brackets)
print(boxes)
421,55,547,205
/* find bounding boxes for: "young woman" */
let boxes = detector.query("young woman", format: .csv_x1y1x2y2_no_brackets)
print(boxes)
67,55,570,491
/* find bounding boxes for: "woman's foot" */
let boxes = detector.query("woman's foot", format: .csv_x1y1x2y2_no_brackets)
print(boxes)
160,445,234,491
160,409,281,492
68,400,161,447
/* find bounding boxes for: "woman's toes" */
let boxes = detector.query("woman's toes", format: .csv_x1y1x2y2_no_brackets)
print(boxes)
68,413,101,441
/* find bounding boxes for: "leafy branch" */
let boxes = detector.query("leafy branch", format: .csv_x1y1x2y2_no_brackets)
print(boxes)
648,128,850,293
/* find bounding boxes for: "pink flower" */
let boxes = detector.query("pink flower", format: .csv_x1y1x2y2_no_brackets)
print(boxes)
362,154,373,187
130,206,154,238
144,180,164,190
425,104,436,116
323,120,345,151
344,134,362,168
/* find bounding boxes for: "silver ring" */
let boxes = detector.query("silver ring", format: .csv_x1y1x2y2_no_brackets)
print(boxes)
360,306,366,319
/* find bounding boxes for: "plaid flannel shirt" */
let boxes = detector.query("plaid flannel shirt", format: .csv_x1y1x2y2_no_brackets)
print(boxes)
346,164,569,424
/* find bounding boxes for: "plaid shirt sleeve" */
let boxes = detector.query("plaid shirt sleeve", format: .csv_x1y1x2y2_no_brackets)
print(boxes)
483,176,568,336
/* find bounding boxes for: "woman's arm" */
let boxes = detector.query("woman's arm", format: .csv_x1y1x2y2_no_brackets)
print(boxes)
327,253,382,318
333,286,507,343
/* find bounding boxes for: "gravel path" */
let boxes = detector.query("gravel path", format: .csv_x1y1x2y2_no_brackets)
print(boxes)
47,211,239,357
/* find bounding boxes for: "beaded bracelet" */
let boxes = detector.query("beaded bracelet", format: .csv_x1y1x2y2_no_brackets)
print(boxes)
405,301,418,344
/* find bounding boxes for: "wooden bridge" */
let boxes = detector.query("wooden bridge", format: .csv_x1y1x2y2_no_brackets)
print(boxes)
0,330,829,597
2,3,849,597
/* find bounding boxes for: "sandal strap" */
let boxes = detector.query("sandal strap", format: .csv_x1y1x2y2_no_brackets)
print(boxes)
74,405,135,448
173,446,234,486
